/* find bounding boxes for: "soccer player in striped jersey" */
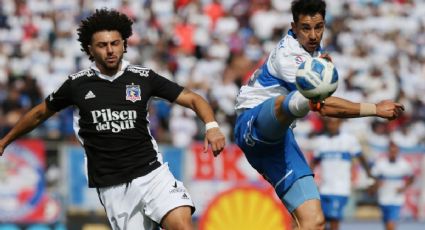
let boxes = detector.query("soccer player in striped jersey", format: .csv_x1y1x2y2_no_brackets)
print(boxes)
370,141,414,230
234,0,404,229
311,117,372,230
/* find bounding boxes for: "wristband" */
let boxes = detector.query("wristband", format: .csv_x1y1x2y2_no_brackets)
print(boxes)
360,103,377,116
205,121,219,131
309,100,323,112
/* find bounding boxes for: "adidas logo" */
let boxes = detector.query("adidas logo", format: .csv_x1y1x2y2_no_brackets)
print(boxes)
85,91,96,99
182,193,189,199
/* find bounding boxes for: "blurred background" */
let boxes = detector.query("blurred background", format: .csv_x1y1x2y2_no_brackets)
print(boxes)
0,0,424,229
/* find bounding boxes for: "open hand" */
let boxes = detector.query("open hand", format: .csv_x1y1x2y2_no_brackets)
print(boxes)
204,128,226,157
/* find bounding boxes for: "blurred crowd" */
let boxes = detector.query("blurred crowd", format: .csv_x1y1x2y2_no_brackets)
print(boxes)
0,0,424,155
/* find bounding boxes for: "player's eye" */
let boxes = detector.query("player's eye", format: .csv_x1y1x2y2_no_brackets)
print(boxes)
112,41,121,46
315,24,324,30
302,26,311,31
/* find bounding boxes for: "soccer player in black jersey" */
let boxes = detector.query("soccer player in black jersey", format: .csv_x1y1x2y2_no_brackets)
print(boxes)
0,9,225,230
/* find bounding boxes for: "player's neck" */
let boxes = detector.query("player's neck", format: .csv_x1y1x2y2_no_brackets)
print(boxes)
96,62,122,77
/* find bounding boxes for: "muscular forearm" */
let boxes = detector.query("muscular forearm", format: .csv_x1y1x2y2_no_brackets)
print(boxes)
317,96,404,120
318,96,363,118
175,89,216,124
187,94,216,124
0,102,55,147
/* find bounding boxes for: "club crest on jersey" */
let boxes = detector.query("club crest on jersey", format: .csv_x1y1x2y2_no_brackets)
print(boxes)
126,84,141,103
295,55,304,65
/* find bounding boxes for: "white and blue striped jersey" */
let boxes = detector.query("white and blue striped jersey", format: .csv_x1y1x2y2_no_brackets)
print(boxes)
235,30,322,112
372,157,413,205
313,133,362,196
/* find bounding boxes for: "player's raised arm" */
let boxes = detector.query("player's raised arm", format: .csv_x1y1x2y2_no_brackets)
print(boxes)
314,96,405,120
0,101,56,156
174,88,226,156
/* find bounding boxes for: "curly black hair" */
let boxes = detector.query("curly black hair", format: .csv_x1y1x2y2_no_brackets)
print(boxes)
77,8,133,61
291,0,326,23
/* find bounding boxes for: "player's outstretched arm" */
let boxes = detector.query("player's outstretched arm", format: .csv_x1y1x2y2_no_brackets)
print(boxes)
315,96,404,120
174,88,226,157
0,101,56,156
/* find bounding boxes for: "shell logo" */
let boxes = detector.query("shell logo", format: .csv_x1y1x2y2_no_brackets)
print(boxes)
199,187,292,230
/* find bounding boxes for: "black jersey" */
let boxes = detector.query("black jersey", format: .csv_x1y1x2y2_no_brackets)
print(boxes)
45,63,184,188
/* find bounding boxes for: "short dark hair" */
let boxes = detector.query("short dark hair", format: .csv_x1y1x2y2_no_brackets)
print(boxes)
77,9,133,61
291,0,326,23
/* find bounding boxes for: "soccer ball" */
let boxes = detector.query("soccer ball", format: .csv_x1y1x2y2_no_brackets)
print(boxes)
295,57,338,101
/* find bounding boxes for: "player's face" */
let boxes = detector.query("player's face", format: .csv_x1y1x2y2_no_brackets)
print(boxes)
324,117,341,135
89,30,125,75
388,142,399,161
291,13,325,53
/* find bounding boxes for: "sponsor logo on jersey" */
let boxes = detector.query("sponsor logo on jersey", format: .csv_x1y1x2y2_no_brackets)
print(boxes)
126,84,141,103
70,69,94,80
91,109,137,133
127,66,149,77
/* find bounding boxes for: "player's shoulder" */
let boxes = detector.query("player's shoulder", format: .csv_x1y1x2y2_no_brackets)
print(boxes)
397,156,411,166
339,132,359,142
270,33,309,68
68,68,95,80
126,65,152,77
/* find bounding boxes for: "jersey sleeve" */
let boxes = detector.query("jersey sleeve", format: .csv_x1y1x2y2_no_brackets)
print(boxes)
371,161,383,178
402,159,414,177
45,78,73,111
150,70,184,102
349,135,362,157
269,48,298,83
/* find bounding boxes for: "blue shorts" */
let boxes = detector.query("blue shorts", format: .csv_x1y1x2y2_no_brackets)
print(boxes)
320,195,348,220
380,205,401,222
234,102,314,207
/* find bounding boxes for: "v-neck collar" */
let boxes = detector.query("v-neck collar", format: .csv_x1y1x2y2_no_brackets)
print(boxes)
91,60,130,82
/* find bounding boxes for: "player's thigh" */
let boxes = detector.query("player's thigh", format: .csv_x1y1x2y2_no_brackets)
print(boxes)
283,176,321,213
292,199,324,229
143,164,195,226
161,206,193,230
99,182,158,230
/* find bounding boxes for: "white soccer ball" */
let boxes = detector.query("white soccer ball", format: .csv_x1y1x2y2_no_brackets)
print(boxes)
295,57,338,101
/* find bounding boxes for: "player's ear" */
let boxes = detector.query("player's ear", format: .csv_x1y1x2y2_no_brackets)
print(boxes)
88,45,94,56
291,22,296,34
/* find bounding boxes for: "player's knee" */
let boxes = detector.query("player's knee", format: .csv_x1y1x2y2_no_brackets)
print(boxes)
299,213,325,230
303,213,325,230
164,218,193,230
172,221,193,230
161,207,193,230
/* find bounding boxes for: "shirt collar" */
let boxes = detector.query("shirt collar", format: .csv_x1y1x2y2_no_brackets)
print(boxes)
91,59,130,82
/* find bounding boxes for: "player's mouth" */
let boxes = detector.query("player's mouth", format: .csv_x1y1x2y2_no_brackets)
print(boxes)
106,57,117,63
308,42,318,48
